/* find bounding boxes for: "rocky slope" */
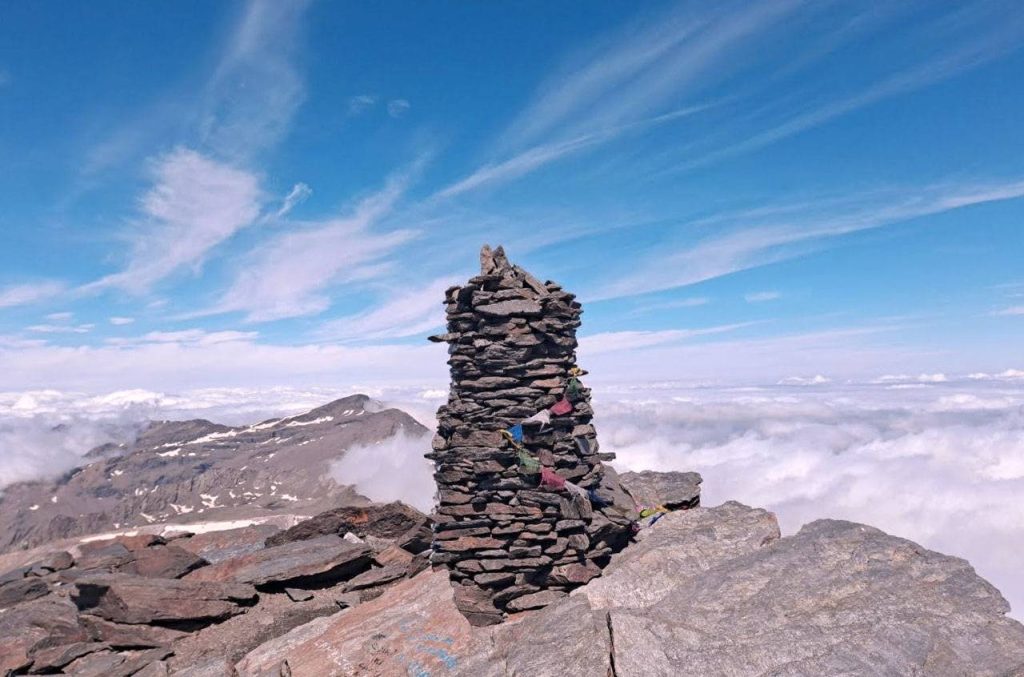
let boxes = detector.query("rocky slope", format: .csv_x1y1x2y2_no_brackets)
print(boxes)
235,502,1024,677
3,470,1022,675
0,395,424,553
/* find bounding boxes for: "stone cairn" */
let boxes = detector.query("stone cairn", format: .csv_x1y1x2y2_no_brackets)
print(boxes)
426,245,633,625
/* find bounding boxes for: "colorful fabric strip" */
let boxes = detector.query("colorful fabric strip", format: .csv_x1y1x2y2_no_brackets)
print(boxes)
506,423,524,442
574,436,592,455
540,467,566,490
550,397,573,416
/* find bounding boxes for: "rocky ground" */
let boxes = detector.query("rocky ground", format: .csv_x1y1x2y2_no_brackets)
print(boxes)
2,469,1022,676
0,395,422,553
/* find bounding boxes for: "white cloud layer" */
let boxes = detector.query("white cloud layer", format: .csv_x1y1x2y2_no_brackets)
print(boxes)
595,381,1024,620
328,430,434,512
2,377,1023,620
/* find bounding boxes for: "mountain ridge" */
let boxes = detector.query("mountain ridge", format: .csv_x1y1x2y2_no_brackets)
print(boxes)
0,394,425,554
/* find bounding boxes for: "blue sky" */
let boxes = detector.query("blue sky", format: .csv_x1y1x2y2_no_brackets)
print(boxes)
1,0,1023,392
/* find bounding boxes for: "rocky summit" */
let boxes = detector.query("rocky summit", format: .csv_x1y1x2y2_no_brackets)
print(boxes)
427,245,634,624
0,408,1022,675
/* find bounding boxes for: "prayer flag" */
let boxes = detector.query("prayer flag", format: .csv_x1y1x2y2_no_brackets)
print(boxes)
574,436,592,455
566,377,582,400
540,467,566,490
587,488,611,507
522,409,551,427
517,450,540,473
550,397,573,416
507,423,524,443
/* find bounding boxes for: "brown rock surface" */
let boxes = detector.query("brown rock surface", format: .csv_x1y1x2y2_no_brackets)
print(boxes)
176,524,282,564
265,502,430,548
236,570,484,676
71,574,257,626
186,534,372,589
0,596,87,674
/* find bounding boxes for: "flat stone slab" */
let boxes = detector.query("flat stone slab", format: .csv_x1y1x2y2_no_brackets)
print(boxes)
71,574,257,625
475,299,543,317
620,470,702,510
236,570,486,676
186,535,372,589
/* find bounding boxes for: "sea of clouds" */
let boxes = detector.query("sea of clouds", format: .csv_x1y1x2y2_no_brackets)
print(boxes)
1,376,1022,619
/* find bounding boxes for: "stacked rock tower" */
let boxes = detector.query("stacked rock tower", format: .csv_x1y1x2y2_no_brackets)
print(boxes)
427,245,632,625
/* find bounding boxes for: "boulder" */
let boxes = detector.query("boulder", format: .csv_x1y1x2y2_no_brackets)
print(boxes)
26,550,74,574
577,501,780,610
488,596,613,677
186,535,372,589
127,544,208,579
80,615,189,648
341,564,407,592
177,524,282,564
26,641,109,673
0,575,49,607
62,647,172,677
607,517,1024,675
619,469,702,510
265,502,430,548
235,570,485,675
0,596,87,674
71,574,257,626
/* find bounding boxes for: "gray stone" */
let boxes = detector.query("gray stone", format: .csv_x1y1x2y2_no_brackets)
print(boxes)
620,469,702,510
504,589,567,612
578,501,780,610
607,515,1024,676
283,587,313,602
71,574,257,625
489,596,612,676
476,299,543,318
186,535,372,589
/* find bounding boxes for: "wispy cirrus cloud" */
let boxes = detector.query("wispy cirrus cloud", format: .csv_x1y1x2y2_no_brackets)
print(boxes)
27,323,94,334
664,6,1024,174
348,94,377,115
597,178,1024,300
435,104,708,200
450,0,1024,198
198,0,312,161
207,166,421,322
387,99,410,118
580,321,759,355
315,276,457,342
0,282,65,309
274,182,312,219
105,329,258,347
745,291,781,303
500,0,799,149
83,148,263,294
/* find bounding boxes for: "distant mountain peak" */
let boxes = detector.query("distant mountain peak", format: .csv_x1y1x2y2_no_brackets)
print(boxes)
0,394,428,554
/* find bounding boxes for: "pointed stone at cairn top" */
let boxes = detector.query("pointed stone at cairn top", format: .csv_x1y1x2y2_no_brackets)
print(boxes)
480,244,510,275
